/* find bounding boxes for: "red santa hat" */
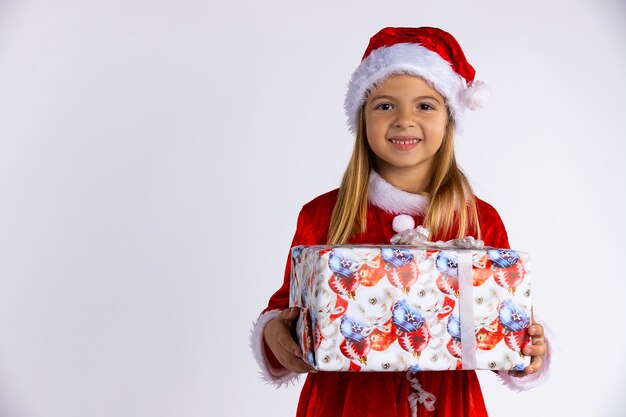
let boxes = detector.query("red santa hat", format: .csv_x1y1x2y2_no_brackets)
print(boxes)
344,27,490,134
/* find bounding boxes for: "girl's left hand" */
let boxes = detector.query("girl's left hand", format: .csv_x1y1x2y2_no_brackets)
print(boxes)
509,320,547,377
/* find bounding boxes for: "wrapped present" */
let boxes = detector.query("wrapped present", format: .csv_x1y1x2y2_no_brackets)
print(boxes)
289,230,532,372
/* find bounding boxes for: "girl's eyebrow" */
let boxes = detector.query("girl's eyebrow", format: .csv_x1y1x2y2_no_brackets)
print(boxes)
369,94,443,104
369,94,396,101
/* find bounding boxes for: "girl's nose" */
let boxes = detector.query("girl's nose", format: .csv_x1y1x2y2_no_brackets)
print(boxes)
393,110,416,128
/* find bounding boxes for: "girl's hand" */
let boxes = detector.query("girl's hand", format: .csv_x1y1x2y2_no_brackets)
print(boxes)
509,321,547,377
263,307,317,374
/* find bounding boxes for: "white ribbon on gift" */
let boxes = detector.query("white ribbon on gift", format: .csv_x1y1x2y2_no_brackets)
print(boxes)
390,225,485,250
346,250,381,274
457,251,477,369
391,225,486,370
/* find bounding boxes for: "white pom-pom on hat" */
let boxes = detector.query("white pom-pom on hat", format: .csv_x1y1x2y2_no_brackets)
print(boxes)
392,214,415,233
464,80,491,110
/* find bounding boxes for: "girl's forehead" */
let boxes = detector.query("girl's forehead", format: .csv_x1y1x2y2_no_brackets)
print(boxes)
367,74,445,100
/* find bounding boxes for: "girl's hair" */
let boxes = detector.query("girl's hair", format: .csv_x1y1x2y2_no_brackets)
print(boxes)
327,107,481,244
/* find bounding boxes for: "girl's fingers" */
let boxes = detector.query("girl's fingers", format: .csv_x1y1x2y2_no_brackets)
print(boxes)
275,348,316,373
279,306,299,322
288,358,317,374
529,355,543,373
270,308,314,372
529,324,544,337
279,332,303,358
524,339,547,357
508,357,542,377
510,335,546,377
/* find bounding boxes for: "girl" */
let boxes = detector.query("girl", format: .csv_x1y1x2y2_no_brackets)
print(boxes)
251,27,552,417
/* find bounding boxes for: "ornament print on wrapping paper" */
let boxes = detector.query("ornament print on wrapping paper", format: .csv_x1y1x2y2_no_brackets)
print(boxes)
299,246,531,371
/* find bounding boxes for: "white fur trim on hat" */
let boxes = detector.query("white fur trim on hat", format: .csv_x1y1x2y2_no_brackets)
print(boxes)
250,310,300,387
345,43,467,134
368,170,428,215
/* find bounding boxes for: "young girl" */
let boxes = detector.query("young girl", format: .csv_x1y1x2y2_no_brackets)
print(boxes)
251,27,552,417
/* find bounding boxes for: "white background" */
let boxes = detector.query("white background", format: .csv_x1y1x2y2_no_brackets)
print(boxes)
1,0,625,416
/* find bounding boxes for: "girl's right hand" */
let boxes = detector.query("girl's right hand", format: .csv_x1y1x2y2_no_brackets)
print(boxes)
263,307,317,374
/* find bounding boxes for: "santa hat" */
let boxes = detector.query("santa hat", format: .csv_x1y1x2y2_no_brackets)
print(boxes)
344,27,490,134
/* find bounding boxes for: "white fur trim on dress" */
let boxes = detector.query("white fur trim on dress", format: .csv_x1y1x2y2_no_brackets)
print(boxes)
497,318,556,391
250,310,300,388
368,170,429,215
345,43,467,134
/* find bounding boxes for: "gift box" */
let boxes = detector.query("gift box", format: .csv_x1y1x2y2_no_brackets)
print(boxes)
289,243,532,372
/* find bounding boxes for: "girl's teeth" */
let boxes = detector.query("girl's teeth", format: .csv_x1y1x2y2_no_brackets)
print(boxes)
390,139,419,144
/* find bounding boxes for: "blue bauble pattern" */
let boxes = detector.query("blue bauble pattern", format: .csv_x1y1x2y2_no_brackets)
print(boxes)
498,300,530,333
291,246,304,261
487,249,520,268
447,315,462,342
392,300,425,333
329,250,356,278
409,364,421,373
436,251,458,277
381,247,414,269
513,363,526,372
340,316,369,343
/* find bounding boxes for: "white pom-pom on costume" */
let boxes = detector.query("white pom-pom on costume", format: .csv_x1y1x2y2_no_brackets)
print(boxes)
463,80,491,110
392,214,415,233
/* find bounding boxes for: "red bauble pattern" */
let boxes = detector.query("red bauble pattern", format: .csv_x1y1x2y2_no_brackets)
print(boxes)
328,274,359,299
447,338,462,359
398,325,430,357
388,262,419,293
493,260,526,294
504,329,532,352
340,339,371,365
436,273,459,297
475,320,504,350
369,319,398,351
357,254,387,287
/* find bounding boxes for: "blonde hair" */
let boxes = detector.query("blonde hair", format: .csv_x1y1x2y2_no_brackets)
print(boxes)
328,108,481,244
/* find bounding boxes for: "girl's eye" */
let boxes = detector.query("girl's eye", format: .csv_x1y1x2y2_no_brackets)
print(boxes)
376,103,393,110
419,103,434,110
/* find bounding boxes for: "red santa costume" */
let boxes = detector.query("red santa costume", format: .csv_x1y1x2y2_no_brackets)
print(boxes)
251,172,553,417
250,27,553,416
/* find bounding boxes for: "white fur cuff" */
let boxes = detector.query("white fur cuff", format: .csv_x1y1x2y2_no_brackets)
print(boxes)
497,319,556,391
250,310,300,388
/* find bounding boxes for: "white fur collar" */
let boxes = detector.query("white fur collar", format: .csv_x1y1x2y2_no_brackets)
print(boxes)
368,171,428,215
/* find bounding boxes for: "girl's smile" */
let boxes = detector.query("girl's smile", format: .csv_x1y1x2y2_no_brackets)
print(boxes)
388,136,422,150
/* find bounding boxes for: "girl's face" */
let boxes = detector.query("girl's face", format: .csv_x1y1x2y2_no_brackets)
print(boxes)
364,74,448,182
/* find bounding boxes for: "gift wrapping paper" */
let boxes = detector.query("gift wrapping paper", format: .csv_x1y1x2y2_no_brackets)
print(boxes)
289,245,532,372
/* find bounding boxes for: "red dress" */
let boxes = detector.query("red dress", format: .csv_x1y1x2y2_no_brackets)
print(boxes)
255,182,512,417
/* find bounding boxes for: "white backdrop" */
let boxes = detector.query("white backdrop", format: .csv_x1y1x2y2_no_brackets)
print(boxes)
1,1,625,416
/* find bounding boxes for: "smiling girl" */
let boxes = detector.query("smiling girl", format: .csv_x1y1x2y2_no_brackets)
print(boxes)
252,27,552,417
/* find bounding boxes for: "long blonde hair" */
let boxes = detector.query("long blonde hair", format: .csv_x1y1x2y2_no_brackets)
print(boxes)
328,108,480,244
